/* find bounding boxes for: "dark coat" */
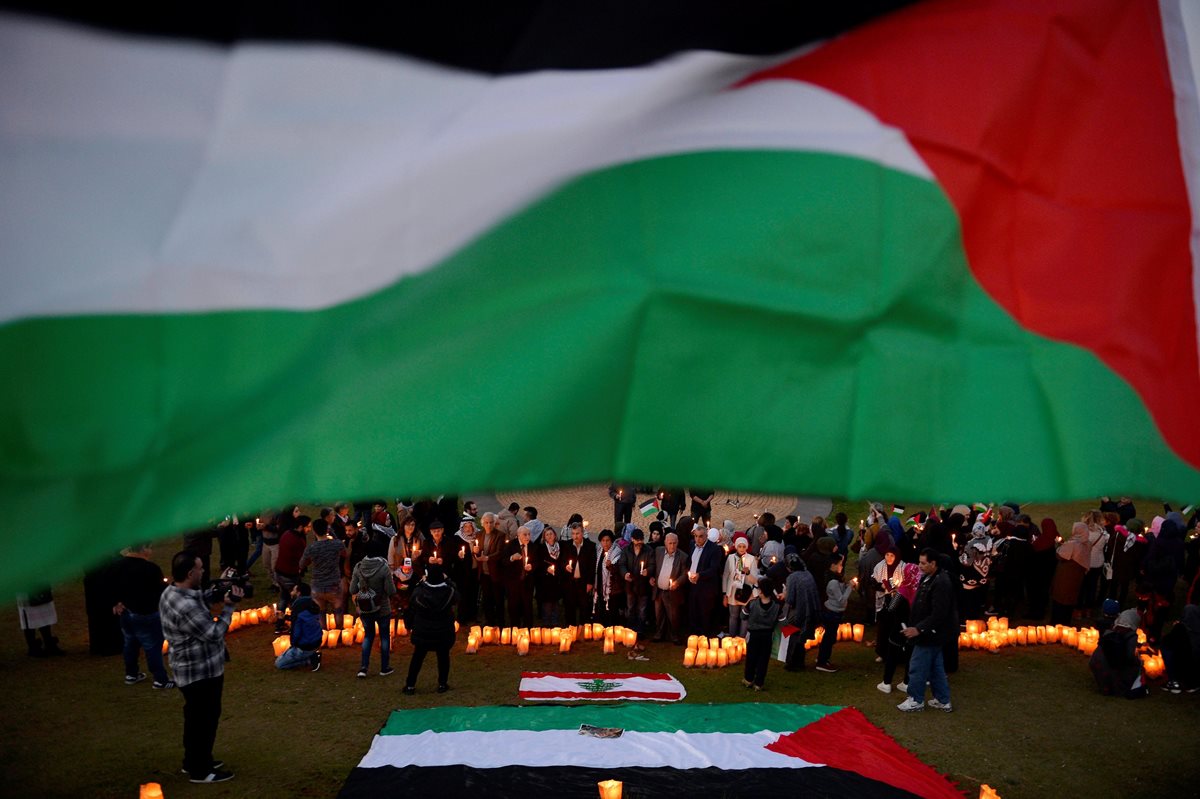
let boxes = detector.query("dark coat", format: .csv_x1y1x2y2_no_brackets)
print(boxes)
502,538,541,587
405,578,458,649
561,538,598,589
909,567,956,646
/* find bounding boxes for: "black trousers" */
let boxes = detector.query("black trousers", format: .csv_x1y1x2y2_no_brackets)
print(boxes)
654,592,684,643
563,581,592,625
614,501,634,530
180,674,223,776
480,574,505,626
744,628,773,687
506,580,534,628
406,645,450,688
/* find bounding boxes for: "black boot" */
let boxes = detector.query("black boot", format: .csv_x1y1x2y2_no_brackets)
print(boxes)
41,629,65,656
25,630,46,657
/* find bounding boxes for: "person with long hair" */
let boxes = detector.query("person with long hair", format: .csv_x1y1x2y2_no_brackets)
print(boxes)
876,561,921,694
535,526,564,625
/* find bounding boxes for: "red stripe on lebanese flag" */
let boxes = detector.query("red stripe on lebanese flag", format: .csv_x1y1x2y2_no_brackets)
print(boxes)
744,0,1200,469
518,672,687,702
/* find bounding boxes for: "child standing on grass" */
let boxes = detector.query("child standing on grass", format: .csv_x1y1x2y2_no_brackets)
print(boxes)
741,576,785,691
815,554,855,673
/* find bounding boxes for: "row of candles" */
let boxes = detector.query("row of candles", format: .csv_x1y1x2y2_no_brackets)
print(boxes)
682,635,747,668
464,623,640,655
959,617,1166,678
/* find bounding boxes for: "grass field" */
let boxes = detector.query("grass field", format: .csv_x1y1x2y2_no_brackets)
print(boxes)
1,496,1195,799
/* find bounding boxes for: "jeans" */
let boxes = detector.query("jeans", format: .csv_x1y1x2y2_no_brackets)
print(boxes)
816,608,842,666
275,646,317,670
121,611,170,683
360,612,389,672
179,674,223,777
245,534,264,571
907,643,951,704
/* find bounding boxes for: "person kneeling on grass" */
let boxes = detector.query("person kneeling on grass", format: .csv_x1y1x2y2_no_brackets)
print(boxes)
404,564,458,695
815,555,855,674
1089,609,1148,699
275,583,323,672
741,577,785,691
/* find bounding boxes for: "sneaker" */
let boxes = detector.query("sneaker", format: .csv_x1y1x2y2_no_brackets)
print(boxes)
310,653,321,673
897,697,924,712
152,680,176,689
927,698,953,712
742,679,753,688
181,761,224,775
437,684,449,693
124,672,147,686
897,681,908,692
815,663,838,673
380,667,395,677
1186,685,1199,694
403,685,416,695
189,769,235,784
876,682,893,694
357,670,367,679
1165,680,1182,694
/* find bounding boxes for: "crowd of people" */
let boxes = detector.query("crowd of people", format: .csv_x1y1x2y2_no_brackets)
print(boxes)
62,491,1198,784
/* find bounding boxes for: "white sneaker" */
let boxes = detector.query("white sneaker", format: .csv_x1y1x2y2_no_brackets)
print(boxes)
897,681,908,692
927,698,953,712
876,682,892,694
897,697,924,712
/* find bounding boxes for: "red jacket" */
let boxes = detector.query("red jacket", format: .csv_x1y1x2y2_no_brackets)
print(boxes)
276,530,307,577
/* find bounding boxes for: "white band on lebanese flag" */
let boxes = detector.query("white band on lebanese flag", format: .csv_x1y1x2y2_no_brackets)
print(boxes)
519,672,686,701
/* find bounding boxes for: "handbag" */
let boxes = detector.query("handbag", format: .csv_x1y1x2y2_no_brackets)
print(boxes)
733,583,754,603
354,587,379,614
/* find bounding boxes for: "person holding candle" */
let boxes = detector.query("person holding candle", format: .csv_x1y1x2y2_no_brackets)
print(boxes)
561,521,597,626
653,532,689,644
274,583,323,672
609,484,637,532
619,528,654,647
723,533,759,637
475,512,506,626
502,526,538,628
451,516,479,623
876,560,921,693
690,488,715,528
403,564,459,695
594,530,625,626
1051,522,1091,625
535,526,564,626
686,525,724,636
741,576,786,690
814,555,854,673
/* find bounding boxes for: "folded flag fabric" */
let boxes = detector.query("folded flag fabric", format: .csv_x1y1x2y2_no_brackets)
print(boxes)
2,1,1200,595
519,672,686,702
639,499,661,518
340,703,965,798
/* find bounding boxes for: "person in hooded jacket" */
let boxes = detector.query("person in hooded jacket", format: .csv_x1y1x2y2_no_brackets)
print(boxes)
1108,518,1148,605
403,564,458,695
275,583,323,671
1141,513,1186,643
783,553,821,672
349,539,397,678
1162,603,1200,693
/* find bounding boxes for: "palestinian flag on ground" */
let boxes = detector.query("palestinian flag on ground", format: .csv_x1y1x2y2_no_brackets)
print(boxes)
519,672,686,702
3,1,1200,594
340,703,965,798
639,499,661,518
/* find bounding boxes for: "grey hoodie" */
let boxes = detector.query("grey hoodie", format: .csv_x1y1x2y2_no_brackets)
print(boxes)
350,556,397,601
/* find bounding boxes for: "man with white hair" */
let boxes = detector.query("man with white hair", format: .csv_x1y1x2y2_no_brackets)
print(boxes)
652,532,689,644
686,526,723,636
475,512,506,625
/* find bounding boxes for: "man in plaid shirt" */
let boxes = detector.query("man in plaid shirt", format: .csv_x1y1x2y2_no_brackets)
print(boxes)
160,550,242,784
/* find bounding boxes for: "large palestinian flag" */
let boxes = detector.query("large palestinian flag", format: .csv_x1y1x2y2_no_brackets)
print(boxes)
340,703,964,798
2,1,1200,593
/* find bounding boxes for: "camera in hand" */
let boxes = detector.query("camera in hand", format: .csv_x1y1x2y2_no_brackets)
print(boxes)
205,567,251,603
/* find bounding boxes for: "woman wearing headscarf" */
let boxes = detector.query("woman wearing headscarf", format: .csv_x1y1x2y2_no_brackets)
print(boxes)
1141,513,1186,643
1078,510,1110,614
858,530,891,625
723,534,759,637
1027,518,1060,619
958,519,995,622
1108,519,1148,605
449,517,479,623
876,560,921,694
1051,522,1091,625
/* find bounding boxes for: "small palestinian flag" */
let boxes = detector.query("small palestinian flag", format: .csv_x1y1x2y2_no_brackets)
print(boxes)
972,503,989,513
340,703,965,798
891,505,905,517
519,672,685,702
640,499,661,518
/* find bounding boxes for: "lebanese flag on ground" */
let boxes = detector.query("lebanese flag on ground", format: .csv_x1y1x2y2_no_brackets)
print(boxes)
518,672,686,702
341,703,965,798
1,1,1199,594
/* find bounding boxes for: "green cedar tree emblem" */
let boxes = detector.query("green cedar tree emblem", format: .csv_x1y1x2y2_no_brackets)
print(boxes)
576,678,622,693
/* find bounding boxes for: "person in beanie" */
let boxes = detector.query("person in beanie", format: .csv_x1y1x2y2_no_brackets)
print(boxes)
741,576,785,691
897,548,956,712
1089,608,1148,698
403,564,458,695
349,537,397,678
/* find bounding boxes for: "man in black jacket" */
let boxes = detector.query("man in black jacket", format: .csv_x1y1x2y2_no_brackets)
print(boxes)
561,522,597,625
898,548,955,712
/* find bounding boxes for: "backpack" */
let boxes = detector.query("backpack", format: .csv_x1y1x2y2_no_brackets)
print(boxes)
354,587,379,615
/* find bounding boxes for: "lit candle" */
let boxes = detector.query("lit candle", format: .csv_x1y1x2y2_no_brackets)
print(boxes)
598,779,623,799
460,545,466,558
